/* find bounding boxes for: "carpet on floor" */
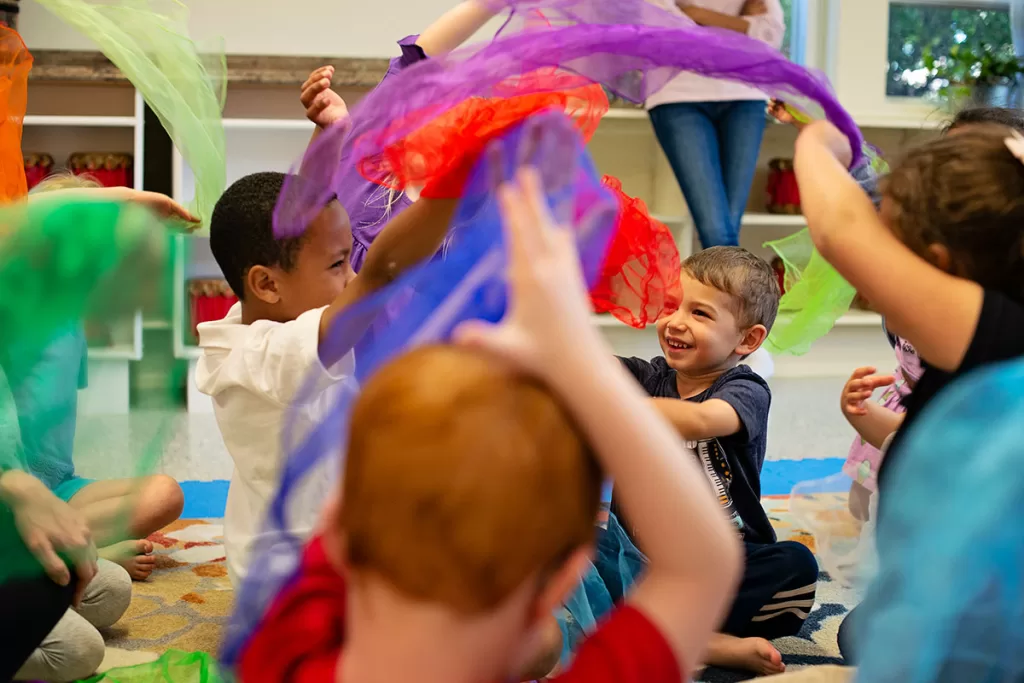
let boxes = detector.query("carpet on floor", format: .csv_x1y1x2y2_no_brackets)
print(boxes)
104,495,860,681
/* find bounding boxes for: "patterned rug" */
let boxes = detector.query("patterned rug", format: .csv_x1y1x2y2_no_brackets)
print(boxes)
98,519,231,671
99,497,860,680
698,496,859,682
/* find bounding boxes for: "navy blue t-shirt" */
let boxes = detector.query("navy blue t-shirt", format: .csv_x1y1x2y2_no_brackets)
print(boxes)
615,357,776,545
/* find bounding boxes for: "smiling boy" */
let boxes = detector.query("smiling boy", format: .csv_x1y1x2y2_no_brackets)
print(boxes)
613,246,819,675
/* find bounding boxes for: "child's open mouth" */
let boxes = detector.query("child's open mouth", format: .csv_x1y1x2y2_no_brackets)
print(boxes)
666,338,692,351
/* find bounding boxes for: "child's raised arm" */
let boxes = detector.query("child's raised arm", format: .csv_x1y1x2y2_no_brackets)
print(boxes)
317,197,458,362
794,121,983,371
416,0,499,57
456,168,742,674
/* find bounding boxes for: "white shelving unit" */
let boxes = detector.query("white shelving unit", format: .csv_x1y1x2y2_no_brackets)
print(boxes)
169,85,939,411
24,84,146,414
171,96,319,412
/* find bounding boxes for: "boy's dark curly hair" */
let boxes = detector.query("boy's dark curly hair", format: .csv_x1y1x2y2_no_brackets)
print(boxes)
209,172,306,300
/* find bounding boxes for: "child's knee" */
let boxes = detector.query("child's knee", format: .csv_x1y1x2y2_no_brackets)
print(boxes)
150,474,185,519
778,540,819,587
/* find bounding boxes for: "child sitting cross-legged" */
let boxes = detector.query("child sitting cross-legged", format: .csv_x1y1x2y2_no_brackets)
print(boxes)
236,168,743,683
610,246,818,675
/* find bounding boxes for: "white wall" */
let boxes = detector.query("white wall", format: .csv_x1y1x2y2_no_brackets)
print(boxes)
20,0,464,57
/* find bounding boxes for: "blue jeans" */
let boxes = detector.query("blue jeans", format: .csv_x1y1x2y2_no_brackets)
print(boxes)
649,100,767,248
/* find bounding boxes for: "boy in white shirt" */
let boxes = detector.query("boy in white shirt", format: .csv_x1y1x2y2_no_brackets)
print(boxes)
196,171,456,586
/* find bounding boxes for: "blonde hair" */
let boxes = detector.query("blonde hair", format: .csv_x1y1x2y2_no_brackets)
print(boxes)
337,344,602,614
29,172,102,194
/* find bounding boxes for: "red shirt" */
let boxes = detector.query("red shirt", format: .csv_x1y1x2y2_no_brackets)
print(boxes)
238,536,682,683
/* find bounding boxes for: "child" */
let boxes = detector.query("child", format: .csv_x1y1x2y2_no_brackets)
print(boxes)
840,328,921,521
795,119,1024,504
0,175,192,580
796,116,1024,667
196,1,503,590
236,166,743,683
614,246,817,675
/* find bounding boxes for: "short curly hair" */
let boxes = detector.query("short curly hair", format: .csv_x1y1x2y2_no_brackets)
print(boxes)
209,172,306,299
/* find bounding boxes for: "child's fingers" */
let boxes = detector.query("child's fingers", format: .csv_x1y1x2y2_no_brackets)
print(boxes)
300,78,331,108
301,66,333,92
849,366,876,380
517,167,559,244
497,176,541,267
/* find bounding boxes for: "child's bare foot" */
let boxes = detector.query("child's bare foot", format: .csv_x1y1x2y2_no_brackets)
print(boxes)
100,539,156,581
706,633,786,676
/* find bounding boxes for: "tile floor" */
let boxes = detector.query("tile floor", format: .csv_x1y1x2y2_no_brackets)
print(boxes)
72,376,857,514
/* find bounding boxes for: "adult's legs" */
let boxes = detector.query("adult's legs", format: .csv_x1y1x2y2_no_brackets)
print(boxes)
649,102,735,248
716,100,769,241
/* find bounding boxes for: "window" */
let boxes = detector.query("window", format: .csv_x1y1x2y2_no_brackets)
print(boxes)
887,2,1014,97
780,0,807,63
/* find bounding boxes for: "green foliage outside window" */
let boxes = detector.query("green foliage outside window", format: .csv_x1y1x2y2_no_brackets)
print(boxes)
887,3,1014,97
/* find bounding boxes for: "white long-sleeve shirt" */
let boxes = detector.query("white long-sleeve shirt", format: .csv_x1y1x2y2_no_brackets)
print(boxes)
645,0,786,109
196,303,355,587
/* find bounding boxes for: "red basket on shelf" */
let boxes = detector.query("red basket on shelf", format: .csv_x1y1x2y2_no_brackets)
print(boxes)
766,158,801,215
24,153,54,190
188,279,237,340
68,152,133,188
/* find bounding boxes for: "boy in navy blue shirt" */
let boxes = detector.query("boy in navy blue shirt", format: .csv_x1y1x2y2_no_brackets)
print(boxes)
610,247,818,675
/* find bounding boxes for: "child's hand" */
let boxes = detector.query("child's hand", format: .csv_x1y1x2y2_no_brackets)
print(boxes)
454,166,605,382
741,0,767,15
108,188,200,226
301,66,349,129
0,471,98,606
797,120,853,169
768,99,806,130
841,367,895,417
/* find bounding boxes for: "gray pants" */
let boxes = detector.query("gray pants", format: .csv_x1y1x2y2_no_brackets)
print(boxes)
15,559,131,682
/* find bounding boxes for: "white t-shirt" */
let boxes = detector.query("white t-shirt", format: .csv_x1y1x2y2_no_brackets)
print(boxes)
195,303,355,587
645,0,786,110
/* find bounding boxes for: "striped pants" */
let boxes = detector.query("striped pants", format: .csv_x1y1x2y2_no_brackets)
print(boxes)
725,541,819,639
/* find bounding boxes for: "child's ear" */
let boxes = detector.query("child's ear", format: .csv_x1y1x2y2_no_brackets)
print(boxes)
925,243,956,275
535,546,593,619
246,265,282,305
736,324,768,357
